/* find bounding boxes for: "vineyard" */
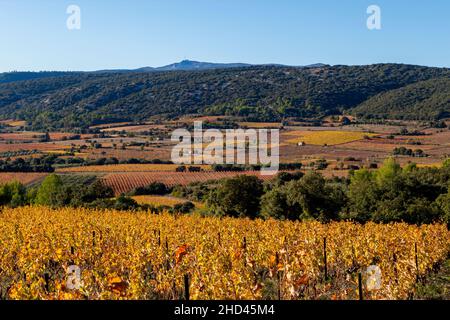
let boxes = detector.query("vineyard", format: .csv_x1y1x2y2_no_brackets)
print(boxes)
0,172,48,185
284,131,378,146
238,122,283,128
0,143,70,152
0,207,448,300
57,164,212,173
132,195,204,208
102,171,277,195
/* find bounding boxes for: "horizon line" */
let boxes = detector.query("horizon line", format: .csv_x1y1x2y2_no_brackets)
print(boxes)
2,60,450,73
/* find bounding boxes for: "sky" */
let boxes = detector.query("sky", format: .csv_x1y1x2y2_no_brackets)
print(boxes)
0,0,449,72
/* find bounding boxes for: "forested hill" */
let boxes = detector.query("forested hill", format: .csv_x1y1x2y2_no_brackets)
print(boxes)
0,64,449,130
0,71,78,84
352,77,450,120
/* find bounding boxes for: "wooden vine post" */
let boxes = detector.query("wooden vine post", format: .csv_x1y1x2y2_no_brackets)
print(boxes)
276,252,281,300
44,273,50,293
323,237,328,281
414,242,419,282
358,272,363,300
184,274,190,301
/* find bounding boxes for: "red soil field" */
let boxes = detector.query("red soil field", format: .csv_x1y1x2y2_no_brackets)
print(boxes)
0,143,70,152
0,172,48,185
102,171,279,195
0,132,41,142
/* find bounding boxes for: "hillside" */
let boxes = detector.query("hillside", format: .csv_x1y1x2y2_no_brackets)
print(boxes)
0,71,77,84
352,77,450,120
0,64,449,130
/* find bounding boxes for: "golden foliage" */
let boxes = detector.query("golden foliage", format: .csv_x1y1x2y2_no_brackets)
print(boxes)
132,195,204,209
0,207,448,300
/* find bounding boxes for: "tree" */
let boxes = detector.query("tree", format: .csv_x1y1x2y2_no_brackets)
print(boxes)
173,201,195,214
34,174,64,207
341,116,351,125
285,171,341,222
0,181,27,207
404,198,440,224
345,169,378,222
131,182,168,196
71,180,114,205
260,187,300,220
207,175,264,218
114,195,139,211
436,190,450,225
443,158,450,168
39,132,51,142
375,157,401,187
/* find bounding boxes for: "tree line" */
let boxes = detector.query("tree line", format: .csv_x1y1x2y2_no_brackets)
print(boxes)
1,158,449,225
174,158,450,225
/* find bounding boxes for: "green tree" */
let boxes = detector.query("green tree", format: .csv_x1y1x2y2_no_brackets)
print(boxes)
443,158,450,168
207,175,264,218
376,157,402,187
0,181,27,207
114,195,139,211
70,180,114,206
34,174,64,207
436,190,450,225
345,169,378,222
285,171,341,222
260,187,299,220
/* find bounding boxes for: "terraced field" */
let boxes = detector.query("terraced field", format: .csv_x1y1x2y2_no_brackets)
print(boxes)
57,164,212,173
102,171,278,195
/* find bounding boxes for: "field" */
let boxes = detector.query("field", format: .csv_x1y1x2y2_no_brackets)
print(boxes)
102,171,278,195
132,195,204,208
57,164,212,173
100,124,168,133
238,122,283,129
0,207,448,300
0,120,27,127
0,132,43,142
1,117,449,186
284,130,378,146
0,172,48,185
0,142,70,153
0,132,92,143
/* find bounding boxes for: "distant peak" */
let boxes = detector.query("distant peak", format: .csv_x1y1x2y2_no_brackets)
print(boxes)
154,60,252,71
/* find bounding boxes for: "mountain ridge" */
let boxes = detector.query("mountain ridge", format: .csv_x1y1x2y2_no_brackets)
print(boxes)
0,60,330,83
0,63,448,130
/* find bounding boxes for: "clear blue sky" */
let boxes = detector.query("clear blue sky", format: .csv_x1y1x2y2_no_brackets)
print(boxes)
1,0,449,72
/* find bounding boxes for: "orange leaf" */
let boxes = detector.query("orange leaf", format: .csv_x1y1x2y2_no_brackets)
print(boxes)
295,275,309,286
175,244,189,264
108,277,128,295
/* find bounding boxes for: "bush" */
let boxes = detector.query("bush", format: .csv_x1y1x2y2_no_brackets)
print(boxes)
172,201,195,214
130,182,169,196
113,195,139,211
34,174,65,207
207,175,264,218
0,181,27,207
